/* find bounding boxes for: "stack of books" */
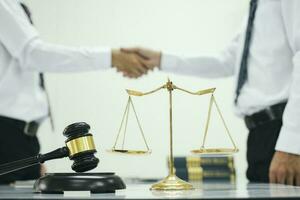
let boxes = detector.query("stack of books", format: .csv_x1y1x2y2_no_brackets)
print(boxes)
171,156,236,183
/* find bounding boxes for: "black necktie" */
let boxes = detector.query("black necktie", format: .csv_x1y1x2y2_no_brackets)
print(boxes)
20,3,54,130
235,0,258,104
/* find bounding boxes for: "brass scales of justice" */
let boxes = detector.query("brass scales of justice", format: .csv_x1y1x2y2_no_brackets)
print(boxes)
108,79,239,191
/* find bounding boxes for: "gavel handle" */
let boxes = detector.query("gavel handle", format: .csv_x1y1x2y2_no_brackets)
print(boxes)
0,147,69,176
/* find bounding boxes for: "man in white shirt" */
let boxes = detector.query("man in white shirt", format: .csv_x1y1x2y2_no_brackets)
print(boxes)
0,0,146,184
122,0,300,185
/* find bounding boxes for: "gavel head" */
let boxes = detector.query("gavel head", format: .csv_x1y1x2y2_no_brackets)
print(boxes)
63,122,99,172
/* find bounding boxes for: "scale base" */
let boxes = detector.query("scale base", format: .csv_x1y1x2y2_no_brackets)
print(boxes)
34,173,126,194
150,174,193,191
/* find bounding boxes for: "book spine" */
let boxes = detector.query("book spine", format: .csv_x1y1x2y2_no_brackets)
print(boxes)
173,157,187,169
186,157,234,168
173,157,235,170
174,168,188,181
173,156,236,182
175,167,235,181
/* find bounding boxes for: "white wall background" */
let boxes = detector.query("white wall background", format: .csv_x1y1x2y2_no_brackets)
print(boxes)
24,0,249,180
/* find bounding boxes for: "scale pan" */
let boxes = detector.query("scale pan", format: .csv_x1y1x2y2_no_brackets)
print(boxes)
107,149,151,155
191,148,238,156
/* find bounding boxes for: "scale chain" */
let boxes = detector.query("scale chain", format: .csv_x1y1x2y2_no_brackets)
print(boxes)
113,96,131,149
122,97,131,149
212,95,237,149
201,94,237,150
201,94,214,149
129,97,150,151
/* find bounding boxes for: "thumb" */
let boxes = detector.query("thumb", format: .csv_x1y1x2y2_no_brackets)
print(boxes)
121,47,150,60
121,47,140,54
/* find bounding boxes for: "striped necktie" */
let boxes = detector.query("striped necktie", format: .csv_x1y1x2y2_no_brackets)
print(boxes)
235,0,258,104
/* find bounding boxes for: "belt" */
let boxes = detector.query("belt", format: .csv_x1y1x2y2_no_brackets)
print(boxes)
0,116,39,137
244,102,287,130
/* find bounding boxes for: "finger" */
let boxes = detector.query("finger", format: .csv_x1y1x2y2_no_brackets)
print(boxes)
123,71,137,79
277,170,286,184
116,65,134,75
135,56,150,69
116,67,121,72
133,62,147,74
126,63,142,77
121,47,140,54
116,54,145,77
130,67,143,77
116,59,142,77
269,170,276,184
129,56,149,75
286,173,294,185
122,47,150,60
296,174,300,186
122,71,130,77
119,67,137,78
135,56,157,71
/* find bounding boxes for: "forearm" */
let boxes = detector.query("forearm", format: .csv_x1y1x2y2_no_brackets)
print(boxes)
160,51,235,78
19,38,111,73
160,29,242,78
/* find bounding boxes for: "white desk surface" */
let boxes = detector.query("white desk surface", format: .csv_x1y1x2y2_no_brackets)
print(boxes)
1,179,300,199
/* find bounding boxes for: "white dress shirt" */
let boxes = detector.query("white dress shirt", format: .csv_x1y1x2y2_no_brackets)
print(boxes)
161,0,300,155
0,0,111,122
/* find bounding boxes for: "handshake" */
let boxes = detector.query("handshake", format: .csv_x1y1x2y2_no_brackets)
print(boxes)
112,48,161,78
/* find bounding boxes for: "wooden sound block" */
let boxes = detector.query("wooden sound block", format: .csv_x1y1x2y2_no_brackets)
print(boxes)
34,173,126,194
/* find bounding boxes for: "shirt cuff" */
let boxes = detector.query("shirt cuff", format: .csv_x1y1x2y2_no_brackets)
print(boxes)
93,47,111,70
275,126,300,155
160,53,180,72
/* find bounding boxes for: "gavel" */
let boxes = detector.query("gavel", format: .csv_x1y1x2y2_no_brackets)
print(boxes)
0,122,99,176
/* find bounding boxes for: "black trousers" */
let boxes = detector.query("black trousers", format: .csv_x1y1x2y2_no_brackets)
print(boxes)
0,119,41,184
246,119,282,183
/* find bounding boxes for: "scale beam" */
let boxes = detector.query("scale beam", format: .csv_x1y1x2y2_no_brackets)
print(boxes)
174,86,216,96
126,85,165,96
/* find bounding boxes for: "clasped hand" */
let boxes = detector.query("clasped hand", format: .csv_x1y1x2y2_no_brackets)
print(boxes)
112,48,161,78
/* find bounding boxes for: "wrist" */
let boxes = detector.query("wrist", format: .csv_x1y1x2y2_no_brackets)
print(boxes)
111,49,119,68
157,51,162,69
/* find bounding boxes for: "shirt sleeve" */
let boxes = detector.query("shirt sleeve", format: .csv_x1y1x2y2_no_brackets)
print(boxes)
275,1,300,155
160,33,241,78
20,39,111,73
0,0,38,57
0,0,111,73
